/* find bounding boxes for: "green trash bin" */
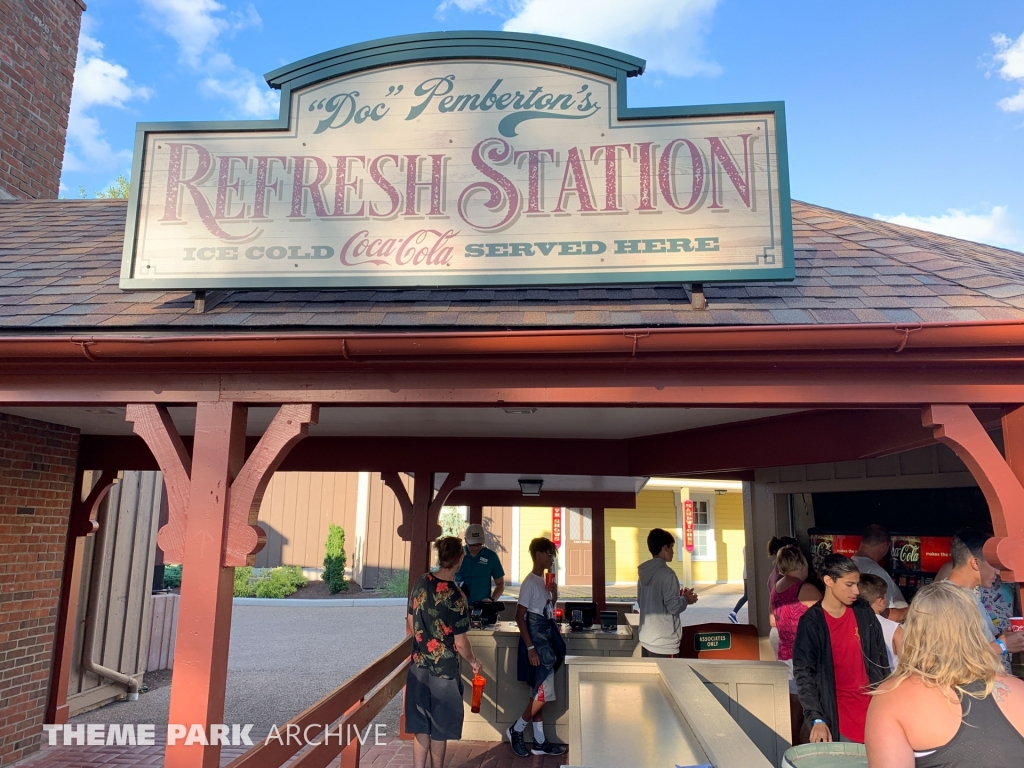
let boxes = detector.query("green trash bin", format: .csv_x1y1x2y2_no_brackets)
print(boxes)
781,742,868,768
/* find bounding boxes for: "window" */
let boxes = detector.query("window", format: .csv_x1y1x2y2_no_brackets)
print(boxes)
691,496,716,561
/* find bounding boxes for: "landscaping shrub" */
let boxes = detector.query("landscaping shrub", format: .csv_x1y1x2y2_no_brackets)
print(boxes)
163,564,182,589
379,568,410,598
254,566,307,598
234,566,256,597
323,524,348,594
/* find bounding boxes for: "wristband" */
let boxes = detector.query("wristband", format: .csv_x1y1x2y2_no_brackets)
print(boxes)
997,638,1007,654
812,719,825,725
527,645,535,651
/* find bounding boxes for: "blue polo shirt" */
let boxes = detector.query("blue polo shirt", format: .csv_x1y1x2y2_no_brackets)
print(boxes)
455,546,505,603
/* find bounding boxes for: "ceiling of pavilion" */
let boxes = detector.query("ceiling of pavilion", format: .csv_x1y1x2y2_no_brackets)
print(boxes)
0,405,800,439
0,199,1022,331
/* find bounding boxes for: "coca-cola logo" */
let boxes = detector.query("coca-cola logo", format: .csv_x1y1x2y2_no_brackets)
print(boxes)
896,543,920,563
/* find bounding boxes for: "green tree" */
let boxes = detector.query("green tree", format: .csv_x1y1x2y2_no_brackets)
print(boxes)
439,507,466,539
323,524,349,594
95,174,130,199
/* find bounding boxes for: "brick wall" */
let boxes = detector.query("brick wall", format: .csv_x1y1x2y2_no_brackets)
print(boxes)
0,0,85,200
0,413,79,765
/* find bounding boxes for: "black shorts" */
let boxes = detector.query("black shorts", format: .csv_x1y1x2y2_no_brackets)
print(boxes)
404,664,465,741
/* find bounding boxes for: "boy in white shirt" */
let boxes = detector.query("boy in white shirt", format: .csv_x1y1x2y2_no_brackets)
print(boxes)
858,573,902,670
506,537,567,758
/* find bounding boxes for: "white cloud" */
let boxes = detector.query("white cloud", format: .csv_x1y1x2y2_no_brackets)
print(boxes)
64,25,151,173
142,0,278,119
437,0,494,13
502,0,721,77
992,31,1024,113
874,206,1024,252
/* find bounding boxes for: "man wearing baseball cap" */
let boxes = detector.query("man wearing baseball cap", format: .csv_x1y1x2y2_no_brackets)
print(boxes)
455,523,506,603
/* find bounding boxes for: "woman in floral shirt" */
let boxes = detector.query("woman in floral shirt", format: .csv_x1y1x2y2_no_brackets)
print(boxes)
405,536,483,768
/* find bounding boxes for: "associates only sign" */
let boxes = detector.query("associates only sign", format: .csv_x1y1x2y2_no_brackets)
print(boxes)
121,33,793,289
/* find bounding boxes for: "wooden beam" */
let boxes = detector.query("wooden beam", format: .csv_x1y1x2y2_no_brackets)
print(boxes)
627,408,1005,476
428,472,465,541
446,490,637,509
923,405,1024,580
4,363,1024,407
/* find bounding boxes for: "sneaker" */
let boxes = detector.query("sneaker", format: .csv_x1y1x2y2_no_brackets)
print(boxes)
531,741,567,756
506,725,529,757
727,611,739,624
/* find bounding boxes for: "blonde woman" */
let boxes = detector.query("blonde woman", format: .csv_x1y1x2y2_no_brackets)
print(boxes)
865,581,1024,767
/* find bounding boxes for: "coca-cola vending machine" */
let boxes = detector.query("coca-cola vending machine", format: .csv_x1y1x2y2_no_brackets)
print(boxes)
889,535,953,601
808,530,953,602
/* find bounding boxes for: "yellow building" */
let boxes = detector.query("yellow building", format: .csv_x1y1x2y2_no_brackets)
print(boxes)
511,478,746,587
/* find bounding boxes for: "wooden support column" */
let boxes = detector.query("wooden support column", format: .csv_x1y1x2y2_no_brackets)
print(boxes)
126,402,317,768
468,505,483,525
384,472,465,592
923,405,1024,581
591,507,606,612
47,468,117,724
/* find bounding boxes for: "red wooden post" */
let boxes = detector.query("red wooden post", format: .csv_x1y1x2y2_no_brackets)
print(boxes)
338,702,360,768
591,507,606,612
1001,407,1024,583
125,402,318,768
165,401,246,768
923,405,1024,580
468,505,483,525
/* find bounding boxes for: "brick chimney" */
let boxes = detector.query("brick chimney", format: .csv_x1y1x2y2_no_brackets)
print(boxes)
0,0,86,200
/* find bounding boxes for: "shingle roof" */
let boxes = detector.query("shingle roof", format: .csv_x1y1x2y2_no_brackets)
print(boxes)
1,198,1022,332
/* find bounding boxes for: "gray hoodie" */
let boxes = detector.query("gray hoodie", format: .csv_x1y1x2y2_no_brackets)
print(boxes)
637,557,689,655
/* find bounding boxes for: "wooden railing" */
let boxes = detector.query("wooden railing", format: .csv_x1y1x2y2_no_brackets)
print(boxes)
223,634,412,768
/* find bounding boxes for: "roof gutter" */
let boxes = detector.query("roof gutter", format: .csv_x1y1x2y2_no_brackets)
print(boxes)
0,320,1023,361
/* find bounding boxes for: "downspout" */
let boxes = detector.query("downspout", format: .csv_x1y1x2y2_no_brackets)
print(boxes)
81,495,140,701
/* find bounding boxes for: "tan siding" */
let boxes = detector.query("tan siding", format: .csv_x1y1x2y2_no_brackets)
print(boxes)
482,506,513,572
363,473,411,588
606,490,679,583
715,492,745,583
518,506,555,578
255,472,360,572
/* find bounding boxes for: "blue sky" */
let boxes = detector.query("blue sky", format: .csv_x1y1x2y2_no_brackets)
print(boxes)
63,0,1024,250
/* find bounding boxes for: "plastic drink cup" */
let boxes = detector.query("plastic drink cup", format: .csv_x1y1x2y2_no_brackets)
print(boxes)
544,572,556,589
470,674,486,713
1010,617,1024,633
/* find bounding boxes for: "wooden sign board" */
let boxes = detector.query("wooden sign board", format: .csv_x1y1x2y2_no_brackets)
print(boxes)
120,32,793,290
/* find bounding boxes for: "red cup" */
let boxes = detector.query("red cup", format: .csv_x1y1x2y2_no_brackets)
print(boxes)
1010,617,1024,633
470,674,486,713
544,572,556,589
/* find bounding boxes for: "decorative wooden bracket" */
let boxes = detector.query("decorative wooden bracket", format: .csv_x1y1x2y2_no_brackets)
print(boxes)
387,472,466,542
70,469,119,537
383,472,415,541
428,472,466,540
126,404,192,563
922,404,1024,578
127,402,317,567
225,404,319,566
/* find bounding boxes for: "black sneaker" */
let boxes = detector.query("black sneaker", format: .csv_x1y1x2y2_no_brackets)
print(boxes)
506,725,529,757
530,741,567,756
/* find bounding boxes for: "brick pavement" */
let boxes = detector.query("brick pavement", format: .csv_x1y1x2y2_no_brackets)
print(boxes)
13,738,567,768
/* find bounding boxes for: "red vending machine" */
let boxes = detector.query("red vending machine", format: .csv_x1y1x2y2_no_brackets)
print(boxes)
808,530,953,603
